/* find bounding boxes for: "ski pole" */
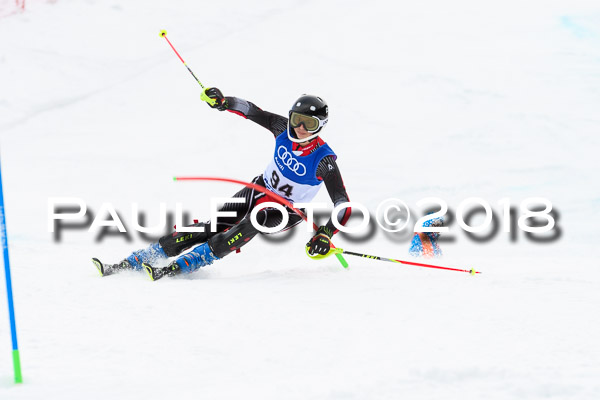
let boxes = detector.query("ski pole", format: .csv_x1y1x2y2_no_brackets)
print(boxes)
159,30,207,89
314,247,479,275
173,176,349,268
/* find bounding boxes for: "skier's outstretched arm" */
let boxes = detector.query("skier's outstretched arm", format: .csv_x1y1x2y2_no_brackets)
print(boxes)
201,87,287,137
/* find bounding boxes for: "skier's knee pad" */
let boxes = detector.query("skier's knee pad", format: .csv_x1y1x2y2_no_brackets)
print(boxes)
158,223,209,257
208,218,259,258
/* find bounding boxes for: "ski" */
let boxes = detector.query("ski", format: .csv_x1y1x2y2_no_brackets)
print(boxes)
143,263,164,281
92,258,112,277
143,263,180,281
91,258,132,277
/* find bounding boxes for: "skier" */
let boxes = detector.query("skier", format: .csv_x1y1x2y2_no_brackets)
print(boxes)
408,215,443,258
92,88,351,280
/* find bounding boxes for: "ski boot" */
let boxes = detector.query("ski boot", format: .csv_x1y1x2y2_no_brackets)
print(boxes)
92,258,133,277
143,242,219,281
125,243,168,271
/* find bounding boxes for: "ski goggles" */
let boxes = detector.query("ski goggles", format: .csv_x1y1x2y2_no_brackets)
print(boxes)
289,112,328,133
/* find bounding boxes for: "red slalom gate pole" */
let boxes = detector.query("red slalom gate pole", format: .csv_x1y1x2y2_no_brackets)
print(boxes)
173,176,349,268
174,176,308,224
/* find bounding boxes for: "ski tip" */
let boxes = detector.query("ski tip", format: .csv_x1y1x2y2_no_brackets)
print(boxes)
142,263,154,281
143,263,159,281
92,258,105,277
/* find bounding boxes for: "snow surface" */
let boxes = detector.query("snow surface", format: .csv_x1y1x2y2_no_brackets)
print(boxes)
1,0,599,399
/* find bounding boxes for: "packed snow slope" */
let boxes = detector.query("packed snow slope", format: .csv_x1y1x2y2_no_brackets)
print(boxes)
0,1,599,399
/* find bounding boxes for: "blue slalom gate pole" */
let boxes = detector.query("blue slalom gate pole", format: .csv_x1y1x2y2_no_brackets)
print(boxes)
0,158,22,383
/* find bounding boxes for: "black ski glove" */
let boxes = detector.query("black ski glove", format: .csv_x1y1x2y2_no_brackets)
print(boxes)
201,87,228,111
306,226,333,256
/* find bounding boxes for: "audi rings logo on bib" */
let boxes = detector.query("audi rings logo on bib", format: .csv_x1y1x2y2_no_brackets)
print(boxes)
277,146,307,176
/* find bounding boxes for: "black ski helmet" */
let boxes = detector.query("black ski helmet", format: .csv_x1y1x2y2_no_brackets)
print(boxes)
288,95,328,143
